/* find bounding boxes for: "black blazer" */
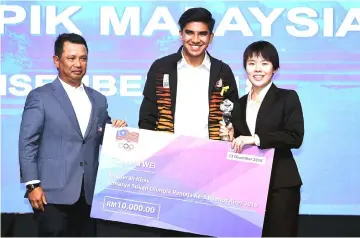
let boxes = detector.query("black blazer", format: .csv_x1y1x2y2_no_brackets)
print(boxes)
138,46,239,140
232,84,304,190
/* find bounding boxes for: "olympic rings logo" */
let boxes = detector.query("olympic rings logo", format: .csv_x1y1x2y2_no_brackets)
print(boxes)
118,143,135,151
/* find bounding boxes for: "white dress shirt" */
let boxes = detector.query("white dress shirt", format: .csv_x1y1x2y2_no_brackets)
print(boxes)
174,51,211,139
246,82,273,146
59,78,92,137
25,78,92,185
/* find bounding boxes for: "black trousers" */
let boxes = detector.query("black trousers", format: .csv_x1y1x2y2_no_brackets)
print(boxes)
262,186,301,237
33,180,96,237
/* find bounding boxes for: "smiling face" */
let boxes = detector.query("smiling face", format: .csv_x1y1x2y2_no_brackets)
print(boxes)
179,21,214,64
245,54,276,89
53,41,88,87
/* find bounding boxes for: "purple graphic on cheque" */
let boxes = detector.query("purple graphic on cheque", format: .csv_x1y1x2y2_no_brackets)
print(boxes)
91,127,274,237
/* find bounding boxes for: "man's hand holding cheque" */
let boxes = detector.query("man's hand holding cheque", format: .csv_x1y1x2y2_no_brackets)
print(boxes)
111,119,127,128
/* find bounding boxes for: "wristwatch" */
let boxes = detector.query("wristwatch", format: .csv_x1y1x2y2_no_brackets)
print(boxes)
26,183,41,193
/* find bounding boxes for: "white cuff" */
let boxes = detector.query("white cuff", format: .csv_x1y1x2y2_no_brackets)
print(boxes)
254,134,260,146
25,180,41,185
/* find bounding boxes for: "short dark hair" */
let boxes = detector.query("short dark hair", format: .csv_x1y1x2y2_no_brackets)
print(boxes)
243,41,280,70
178,8,215,33
54,33,88,58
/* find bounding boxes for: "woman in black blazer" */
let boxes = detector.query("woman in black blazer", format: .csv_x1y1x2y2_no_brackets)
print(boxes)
220,41,304,237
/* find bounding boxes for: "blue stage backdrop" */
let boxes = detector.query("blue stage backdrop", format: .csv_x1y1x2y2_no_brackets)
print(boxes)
1,0,359,215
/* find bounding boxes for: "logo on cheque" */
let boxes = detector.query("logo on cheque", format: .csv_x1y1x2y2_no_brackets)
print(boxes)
116,129,139,151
